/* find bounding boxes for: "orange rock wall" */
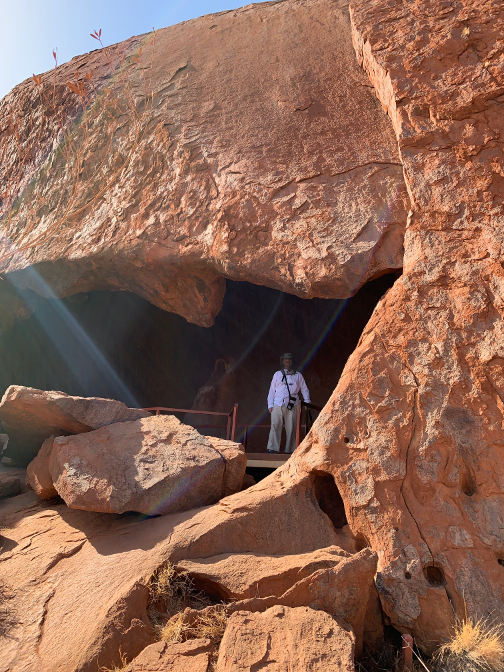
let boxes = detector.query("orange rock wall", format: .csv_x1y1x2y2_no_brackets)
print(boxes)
0,0,407,327
300,0,504,649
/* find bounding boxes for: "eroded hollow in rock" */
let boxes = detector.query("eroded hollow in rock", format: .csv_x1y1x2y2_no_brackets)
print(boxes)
424,565,446,586
461,470,476,497
311,470,348,529
0,273,398,453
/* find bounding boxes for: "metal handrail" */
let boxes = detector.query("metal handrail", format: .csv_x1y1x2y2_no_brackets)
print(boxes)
143,404,238,442
144,407,230,417
295,401,323,449
142,400,321,450
237,400,323,451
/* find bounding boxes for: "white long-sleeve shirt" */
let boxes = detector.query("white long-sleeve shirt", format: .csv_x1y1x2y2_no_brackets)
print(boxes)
267,370,311,409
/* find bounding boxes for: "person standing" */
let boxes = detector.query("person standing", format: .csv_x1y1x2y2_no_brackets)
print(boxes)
267,353,311,454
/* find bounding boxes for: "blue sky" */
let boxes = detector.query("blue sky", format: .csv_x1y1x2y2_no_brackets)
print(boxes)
0,0,243,100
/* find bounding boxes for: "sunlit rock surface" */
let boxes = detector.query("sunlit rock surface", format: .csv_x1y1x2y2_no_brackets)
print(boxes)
49,415,244,514
4,0,504,666
215,605,355,672
0,463,344,671
0,385,150,465
0,0,408,327
297,0,504,652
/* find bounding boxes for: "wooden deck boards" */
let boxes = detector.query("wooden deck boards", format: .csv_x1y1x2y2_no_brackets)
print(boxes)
245,452,291,468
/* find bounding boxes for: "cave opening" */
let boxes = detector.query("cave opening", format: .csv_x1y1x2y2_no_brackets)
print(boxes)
311,470,348,529
0,273,398,455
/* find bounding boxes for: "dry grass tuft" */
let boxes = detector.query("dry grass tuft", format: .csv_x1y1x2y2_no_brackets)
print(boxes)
148,563,230,671
159,611,192,644
193,606,229,645
100,567,228,672
98,651,129,672
148,562,212,624
160,605,229,646
160,605,229,672
438,618,504,672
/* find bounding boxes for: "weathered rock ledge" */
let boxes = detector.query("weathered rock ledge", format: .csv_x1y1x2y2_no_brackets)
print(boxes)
0,0,408,329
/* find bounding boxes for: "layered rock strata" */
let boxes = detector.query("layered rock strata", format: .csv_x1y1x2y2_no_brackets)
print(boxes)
177,545,353,600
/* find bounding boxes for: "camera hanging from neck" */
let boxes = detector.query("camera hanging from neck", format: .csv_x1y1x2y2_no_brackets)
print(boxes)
281,367,297,410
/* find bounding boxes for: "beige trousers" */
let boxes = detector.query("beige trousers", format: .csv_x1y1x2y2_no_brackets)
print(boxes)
267,404,296,453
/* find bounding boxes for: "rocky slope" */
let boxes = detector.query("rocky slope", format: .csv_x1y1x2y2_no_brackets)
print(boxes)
2,0,504,669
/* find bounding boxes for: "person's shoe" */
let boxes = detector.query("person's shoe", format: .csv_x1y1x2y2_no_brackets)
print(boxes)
267,450,278,454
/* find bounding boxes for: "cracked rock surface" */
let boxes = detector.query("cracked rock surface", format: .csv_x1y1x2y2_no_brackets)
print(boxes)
4,0,504,667
296,0,504,651
0,0,408,328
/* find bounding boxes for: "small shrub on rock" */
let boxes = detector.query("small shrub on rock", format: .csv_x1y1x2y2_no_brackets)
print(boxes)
148,562,212,623
438,618,504,672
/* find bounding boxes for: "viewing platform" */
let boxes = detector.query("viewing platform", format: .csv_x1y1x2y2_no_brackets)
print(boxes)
245,452,290,468
143,402,322,470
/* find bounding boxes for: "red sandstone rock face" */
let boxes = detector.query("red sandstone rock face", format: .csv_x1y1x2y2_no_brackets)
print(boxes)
215,606,355,672
290,0,504,653
0,0,408,328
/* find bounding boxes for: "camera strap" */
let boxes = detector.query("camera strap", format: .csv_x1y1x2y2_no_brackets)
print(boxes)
281,369,296,403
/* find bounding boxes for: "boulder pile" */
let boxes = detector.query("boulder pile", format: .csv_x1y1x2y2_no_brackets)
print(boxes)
9,388,247,514
0,385,150,465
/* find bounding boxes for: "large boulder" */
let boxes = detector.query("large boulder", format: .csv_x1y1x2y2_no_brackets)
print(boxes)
50,415,228,515
215,605,355,672
0,386,150,465
26,435,58,500
0,0,408,330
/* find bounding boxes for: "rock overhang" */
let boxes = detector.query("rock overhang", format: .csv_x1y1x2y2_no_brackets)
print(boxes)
0,0,408,329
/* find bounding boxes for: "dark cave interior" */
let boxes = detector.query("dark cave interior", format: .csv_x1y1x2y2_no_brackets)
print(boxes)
0,273,398,453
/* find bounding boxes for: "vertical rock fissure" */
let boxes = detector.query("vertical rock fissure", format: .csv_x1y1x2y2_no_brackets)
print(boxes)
399,389,434,565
